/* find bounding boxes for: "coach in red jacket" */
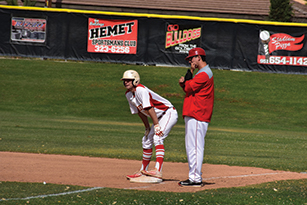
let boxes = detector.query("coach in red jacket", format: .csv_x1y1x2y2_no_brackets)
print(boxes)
178,47,214,187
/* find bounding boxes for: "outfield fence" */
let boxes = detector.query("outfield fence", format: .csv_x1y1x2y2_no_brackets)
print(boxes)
1,5,307,74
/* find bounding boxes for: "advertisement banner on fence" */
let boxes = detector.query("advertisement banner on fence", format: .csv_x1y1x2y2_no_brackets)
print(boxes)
87,18,138,54
165,23,202,54
257,30,307,67
11,17,46,43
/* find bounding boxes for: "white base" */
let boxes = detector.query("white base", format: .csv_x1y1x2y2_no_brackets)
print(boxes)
129,175,162,183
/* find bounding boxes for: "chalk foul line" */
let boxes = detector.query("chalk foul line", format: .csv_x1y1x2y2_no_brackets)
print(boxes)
203,172,282,181
0,187,104,202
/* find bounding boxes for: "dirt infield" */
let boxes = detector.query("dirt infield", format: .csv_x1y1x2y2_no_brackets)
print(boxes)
1,152,307,193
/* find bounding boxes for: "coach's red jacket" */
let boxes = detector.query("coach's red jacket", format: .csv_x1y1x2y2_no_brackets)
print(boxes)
182,65,214,122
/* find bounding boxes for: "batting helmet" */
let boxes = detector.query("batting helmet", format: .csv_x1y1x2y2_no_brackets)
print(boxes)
121,70,140,86
185,47,206,61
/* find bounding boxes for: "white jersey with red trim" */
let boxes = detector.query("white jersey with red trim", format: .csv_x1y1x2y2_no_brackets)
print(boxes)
125,84,173,118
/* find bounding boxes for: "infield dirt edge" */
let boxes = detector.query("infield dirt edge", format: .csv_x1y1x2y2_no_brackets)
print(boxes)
1,151,307,193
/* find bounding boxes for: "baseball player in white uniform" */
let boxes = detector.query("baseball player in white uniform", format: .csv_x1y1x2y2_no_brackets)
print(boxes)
121,70,178,180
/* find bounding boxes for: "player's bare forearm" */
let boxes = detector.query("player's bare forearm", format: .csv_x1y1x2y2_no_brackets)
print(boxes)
138,112,150,129
146,107,159,126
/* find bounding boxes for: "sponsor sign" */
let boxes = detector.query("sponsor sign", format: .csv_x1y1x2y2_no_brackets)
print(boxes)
88,18,138,54
11,17,46,43
165,23,202,54
258,30,307,66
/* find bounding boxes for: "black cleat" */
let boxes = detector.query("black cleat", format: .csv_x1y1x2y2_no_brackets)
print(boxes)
178,179,203,187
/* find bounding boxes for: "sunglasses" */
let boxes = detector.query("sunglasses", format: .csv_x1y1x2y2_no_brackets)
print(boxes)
187,55,198,61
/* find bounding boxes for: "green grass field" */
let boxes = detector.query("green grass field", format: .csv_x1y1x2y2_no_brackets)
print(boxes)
0,58,306,204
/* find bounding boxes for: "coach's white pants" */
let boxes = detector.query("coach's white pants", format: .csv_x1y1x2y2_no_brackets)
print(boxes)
184,116,208,183
142,108,178,149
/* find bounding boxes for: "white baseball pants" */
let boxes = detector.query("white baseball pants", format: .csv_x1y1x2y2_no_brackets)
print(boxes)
142,107,178,149
184,116,208,183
